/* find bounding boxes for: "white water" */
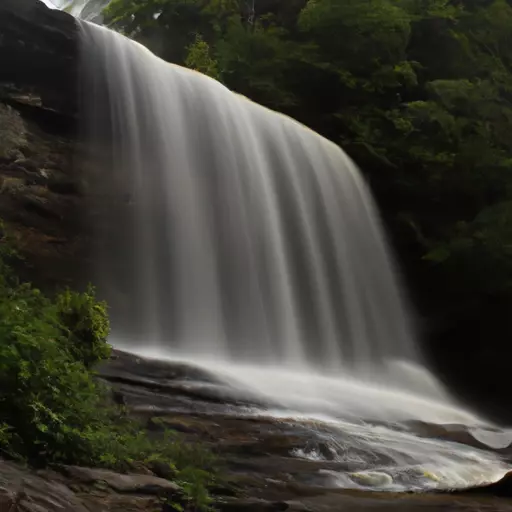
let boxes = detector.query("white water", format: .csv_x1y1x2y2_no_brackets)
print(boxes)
76,17,512,492
39,0,58,8
44,0,109,20
82,22,419,374
113,340,476,425
113,341,512,492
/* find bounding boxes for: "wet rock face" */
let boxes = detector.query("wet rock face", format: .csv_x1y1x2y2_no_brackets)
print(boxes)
0,459,90,512
58,465,181,494
0,0,78,115
3,351,512,512
0,96,91,289
0,0,92,290
0,105,28,161
0,458,181,512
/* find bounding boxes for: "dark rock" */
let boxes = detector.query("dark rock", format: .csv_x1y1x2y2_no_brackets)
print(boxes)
15,158,39,173
146,460,176,481
0,459,89,512
48,172,83,195
0,0,78,115
58,465,181,495
217,498,289,512
0,104,28,161
24,193,64,220
112,390,127,406
403,420,512,454
284,501,313,511
0,0,93,292
456,470,512,498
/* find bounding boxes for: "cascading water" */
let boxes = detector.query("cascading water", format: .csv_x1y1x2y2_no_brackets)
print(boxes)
81,21,418,375
74,16,512,492
47,0,109,20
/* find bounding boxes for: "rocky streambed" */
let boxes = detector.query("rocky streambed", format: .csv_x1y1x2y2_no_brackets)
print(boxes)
3,349,512,511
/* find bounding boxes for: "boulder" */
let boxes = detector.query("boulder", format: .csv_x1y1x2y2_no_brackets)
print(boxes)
0,0,91,291
58,465,181,495
0,459,89,512
0,0,78,115
0,458,184,512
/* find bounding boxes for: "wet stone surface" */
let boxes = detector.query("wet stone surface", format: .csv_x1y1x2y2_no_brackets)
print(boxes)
99,350,512,510
2,350,512,510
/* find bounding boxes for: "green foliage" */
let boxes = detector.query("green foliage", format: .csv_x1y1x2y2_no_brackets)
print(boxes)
0,275,111,464
0,423,10,449
216,19,300,108
56,286,111,368
185,34,219,79
0,230,215,509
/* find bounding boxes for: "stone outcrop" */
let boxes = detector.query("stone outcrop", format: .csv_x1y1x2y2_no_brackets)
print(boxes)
2,350,512,511
0,0,90,290
0,0,78,114
58,466,181,494
0,458,181,512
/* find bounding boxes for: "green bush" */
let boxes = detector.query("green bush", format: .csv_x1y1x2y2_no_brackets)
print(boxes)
56,285,111,368
0,226,216,509
0,280,104,463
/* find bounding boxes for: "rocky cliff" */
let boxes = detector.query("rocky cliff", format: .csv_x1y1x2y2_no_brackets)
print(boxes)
0,0,91,289
0,0,77,113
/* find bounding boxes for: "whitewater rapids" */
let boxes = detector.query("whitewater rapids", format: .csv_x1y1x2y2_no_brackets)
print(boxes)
111,341,512,493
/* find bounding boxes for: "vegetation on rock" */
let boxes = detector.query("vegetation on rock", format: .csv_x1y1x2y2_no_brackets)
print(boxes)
0,224,216,510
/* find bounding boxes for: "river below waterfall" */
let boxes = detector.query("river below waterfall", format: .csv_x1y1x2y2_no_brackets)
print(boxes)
103,346,512,501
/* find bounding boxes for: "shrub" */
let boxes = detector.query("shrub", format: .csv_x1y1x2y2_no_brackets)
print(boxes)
0,225,216,509
0,279,110,464
56,285,111,367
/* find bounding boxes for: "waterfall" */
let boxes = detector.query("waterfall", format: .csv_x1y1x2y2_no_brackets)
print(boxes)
80,21,422,380
58,11,512,492
49,0,109,20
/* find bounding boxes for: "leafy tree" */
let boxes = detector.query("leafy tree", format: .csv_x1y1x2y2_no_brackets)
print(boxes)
185,34,220,79
56,285,111,368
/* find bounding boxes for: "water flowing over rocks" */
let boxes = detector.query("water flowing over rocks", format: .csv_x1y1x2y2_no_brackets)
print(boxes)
3,351,512,511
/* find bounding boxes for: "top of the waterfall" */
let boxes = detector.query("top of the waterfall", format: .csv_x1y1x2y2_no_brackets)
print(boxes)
41,0,110,21
39,0,58,8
